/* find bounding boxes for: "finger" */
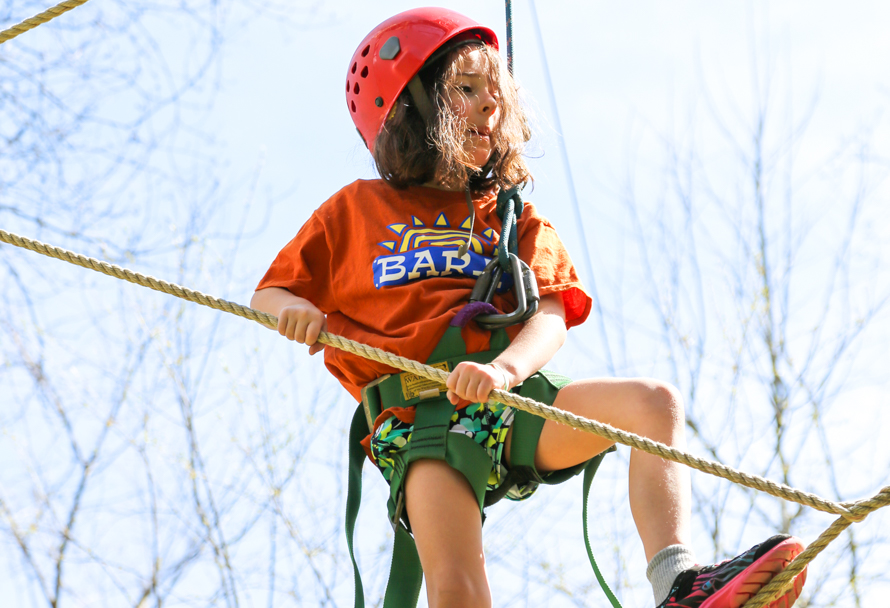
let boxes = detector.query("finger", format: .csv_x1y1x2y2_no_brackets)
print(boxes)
446,373,457,392
461,376,481,402
477,378,494,403
308,342,324,355
305,318,321,346
284,316,299,341
446,363,465,392
293,316,311,344
477,377,495,403
454,373,473,402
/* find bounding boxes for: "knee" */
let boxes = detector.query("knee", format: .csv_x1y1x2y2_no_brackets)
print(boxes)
634,379,685,432
427,573,491,608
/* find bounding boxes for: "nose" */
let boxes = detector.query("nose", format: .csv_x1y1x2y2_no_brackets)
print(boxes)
478,87,496,116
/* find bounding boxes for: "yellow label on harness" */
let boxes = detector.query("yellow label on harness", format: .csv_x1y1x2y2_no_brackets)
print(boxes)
400,361,450,401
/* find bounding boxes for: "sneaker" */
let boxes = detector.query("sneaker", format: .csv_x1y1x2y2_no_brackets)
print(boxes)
656,535,806,608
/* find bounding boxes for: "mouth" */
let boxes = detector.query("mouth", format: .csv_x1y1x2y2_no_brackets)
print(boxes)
468,126,492,139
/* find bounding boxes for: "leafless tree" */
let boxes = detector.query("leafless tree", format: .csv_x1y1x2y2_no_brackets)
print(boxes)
1,2,352,607
609,33,890,608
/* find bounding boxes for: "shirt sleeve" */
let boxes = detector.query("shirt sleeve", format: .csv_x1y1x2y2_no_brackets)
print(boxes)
255,211,337,314
516,202,592,329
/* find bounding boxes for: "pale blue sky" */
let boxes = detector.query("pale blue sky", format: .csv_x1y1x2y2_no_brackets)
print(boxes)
3,2,889,606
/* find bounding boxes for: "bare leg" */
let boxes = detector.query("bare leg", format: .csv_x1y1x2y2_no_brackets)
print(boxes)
404,459,492,608
507,377,691,562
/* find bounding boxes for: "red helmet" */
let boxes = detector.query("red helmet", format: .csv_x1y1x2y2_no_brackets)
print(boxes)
346,8,498,153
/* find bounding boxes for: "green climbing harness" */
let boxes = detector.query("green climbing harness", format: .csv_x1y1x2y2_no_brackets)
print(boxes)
345,323,621,608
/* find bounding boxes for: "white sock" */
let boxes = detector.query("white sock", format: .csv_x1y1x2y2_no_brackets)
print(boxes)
646,544,697,605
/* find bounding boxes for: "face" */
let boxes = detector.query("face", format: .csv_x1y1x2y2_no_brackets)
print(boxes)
443,47,500,169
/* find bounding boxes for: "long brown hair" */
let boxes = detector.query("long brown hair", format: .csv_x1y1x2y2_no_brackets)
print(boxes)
374,43,532,192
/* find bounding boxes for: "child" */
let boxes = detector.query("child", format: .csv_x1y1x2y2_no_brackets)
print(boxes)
251,8,806,608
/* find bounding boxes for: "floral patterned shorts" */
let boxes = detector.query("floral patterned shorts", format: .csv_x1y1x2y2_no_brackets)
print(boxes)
369,400,538,501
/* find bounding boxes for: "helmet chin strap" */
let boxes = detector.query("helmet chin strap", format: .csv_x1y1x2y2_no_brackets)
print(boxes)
407,38,485,125
406,76,436,123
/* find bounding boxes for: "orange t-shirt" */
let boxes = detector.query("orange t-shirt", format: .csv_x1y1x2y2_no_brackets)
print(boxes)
256,179,592,401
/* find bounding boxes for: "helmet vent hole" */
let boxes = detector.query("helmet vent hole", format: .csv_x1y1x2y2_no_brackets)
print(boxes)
351,62,357,74
351,101,357,113
361,66,368,78
361,45,370,57
346,80,350,92
353,82,360,94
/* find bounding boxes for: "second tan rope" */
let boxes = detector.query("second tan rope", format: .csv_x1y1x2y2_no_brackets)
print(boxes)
0,0,91,45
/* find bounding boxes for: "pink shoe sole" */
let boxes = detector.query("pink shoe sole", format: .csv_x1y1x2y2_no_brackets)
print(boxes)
702,537,807,608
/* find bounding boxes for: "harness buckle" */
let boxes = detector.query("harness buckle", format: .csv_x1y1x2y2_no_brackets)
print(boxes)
469,253,540,330
418,387,441,400
360,374,392,430
390,489,406,533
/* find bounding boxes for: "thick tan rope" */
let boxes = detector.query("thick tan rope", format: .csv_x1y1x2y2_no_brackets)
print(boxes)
0,229,865,516
1,228,885,607
0,229,279,328
0,0,90,45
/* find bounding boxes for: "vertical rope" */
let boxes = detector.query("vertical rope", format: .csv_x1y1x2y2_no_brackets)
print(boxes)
528,0,616,375
505,0,514,75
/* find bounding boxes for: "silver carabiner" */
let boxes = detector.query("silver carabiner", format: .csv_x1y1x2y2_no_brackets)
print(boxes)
469,253,540,330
